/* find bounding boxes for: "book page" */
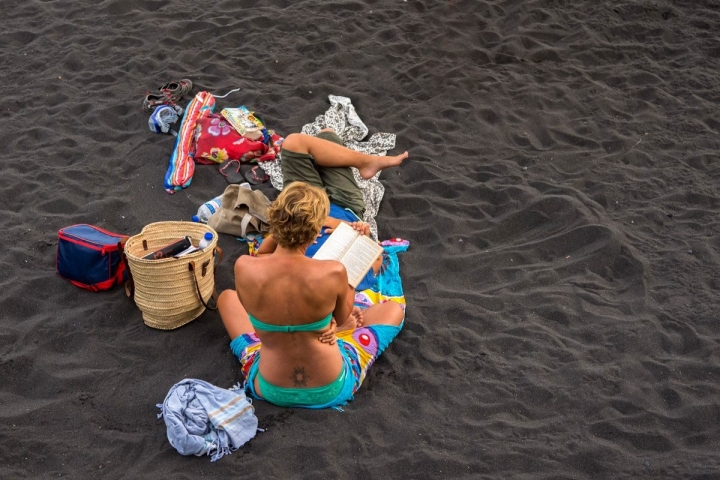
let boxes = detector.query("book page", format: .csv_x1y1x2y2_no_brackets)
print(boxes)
312,222,358,261
340,235,384,288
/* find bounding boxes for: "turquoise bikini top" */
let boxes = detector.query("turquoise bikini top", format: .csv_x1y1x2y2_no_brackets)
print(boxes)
248,312,333,333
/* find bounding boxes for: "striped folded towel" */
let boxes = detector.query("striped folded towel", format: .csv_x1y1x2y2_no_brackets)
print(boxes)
157,378,258,462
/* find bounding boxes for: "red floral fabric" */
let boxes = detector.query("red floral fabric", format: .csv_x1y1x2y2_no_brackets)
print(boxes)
194,114,283,165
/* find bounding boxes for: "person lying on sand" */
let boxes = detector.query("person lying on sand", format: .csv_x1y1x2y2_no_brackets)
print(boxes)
218,182,405,409
257,128,408,294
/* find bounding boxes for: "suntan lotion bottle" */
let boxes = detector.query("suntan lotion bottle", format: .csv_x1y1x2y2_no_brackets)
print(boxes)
198,232,213,250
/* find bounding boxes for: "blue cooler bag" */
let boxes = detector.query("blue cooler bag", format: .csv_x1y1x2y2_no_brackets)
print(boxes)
57,224,129,291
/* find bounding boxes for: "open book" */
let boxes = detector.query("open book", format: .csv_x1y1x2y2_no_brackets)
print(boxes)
312,222,383,288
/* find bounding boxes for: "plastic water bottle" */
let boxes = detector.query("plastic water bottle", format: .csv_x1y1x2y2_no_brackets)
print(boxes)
195,195,222,223
198,232,213,250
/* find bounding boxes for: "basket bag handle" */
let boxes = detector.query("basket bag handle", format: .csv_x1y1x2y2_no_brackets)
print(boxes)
121,241,135,298
188,246,224,310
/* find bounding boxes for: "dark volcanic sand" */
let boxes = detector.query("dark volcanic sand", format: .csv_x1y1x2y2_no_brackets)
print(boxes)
2,0,720,478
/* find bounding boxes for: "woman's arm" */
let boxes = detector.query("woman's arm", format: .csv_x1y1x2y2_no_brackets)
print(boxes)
323,218,370,236
258,215,347,257
322,216,342,233
331,263,352,325
256,235,277,257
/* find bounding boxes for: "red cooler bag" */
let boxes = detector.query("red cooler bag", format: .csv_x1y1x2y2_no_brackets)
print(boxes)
57,224,129,291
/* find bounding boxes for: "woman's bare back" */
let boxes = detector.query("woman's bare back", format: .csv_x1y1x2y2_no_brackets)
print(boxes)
234,254,347,388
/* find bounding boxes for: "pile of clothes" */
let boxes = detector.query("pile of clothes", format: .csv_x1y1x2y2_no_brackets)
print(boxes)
144,80,397,238
158,89,282,193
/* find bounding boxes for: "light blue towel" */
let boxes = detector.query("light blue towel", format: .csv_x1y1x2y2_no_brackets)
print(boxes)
157,379,258,462
377,239,409,297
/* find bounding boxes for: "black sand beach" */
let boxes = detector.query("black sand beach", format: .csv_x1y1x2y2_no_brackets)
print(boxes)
3,0,720,478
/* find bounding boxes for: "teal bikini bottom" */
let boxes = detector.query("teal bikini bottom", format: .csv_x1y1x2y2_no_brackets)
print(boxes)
256,363,347,407
245,350,355,409
230,323,403,409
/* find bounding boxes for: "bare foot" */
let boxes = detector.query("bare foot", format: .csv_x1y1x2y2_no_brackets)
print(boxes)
358,151,408,180
351,307,364,328
337,306,364,332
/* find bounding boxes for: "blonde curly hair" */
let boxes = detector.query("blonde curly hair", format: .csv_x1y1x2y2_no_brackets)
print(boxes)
268,182,330,249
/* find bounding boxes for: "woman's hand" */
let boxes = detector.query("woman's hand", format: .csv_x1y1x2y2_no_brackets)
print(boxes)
321,218,370,237
317,318,337,345
350,221,370,237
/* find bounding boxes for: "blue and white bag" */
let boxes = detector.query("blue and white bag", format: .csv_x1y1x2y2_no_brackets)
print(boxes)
149,105,182,136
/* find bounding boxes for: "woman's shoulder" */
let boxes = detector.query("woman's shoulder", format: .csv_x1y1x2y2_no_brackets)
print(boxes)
234,253,256,272
308,257,346,277
287,257,347,284
235,253,346,283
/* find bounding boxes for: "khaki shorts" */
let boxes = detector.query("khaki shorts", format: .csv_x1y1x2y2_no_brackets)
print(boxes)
280,131,365,217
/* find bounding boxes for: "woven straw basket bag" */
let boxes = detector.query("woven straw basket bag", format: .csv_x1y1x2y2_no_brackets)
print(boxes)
124,221,223,330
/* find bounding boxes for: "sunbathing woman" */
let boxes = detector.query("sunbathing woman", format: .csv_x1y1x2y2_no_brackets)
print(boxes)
218,182,405,409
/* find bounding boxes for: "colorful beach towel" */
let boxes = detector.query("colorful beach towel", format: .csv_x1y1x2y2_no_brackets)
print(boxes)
164,91,216,193
336,239,409,391
354,238,408,311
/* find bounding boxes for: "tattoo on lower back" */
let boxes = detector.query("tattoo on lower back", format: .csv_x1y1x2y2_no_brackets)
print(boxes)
290,367,311,387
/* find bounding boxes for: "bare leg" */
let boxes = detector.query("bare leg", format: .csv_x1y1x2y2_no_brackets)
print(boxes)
282,132,408,180
218,289,255,340
361,301,405,327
